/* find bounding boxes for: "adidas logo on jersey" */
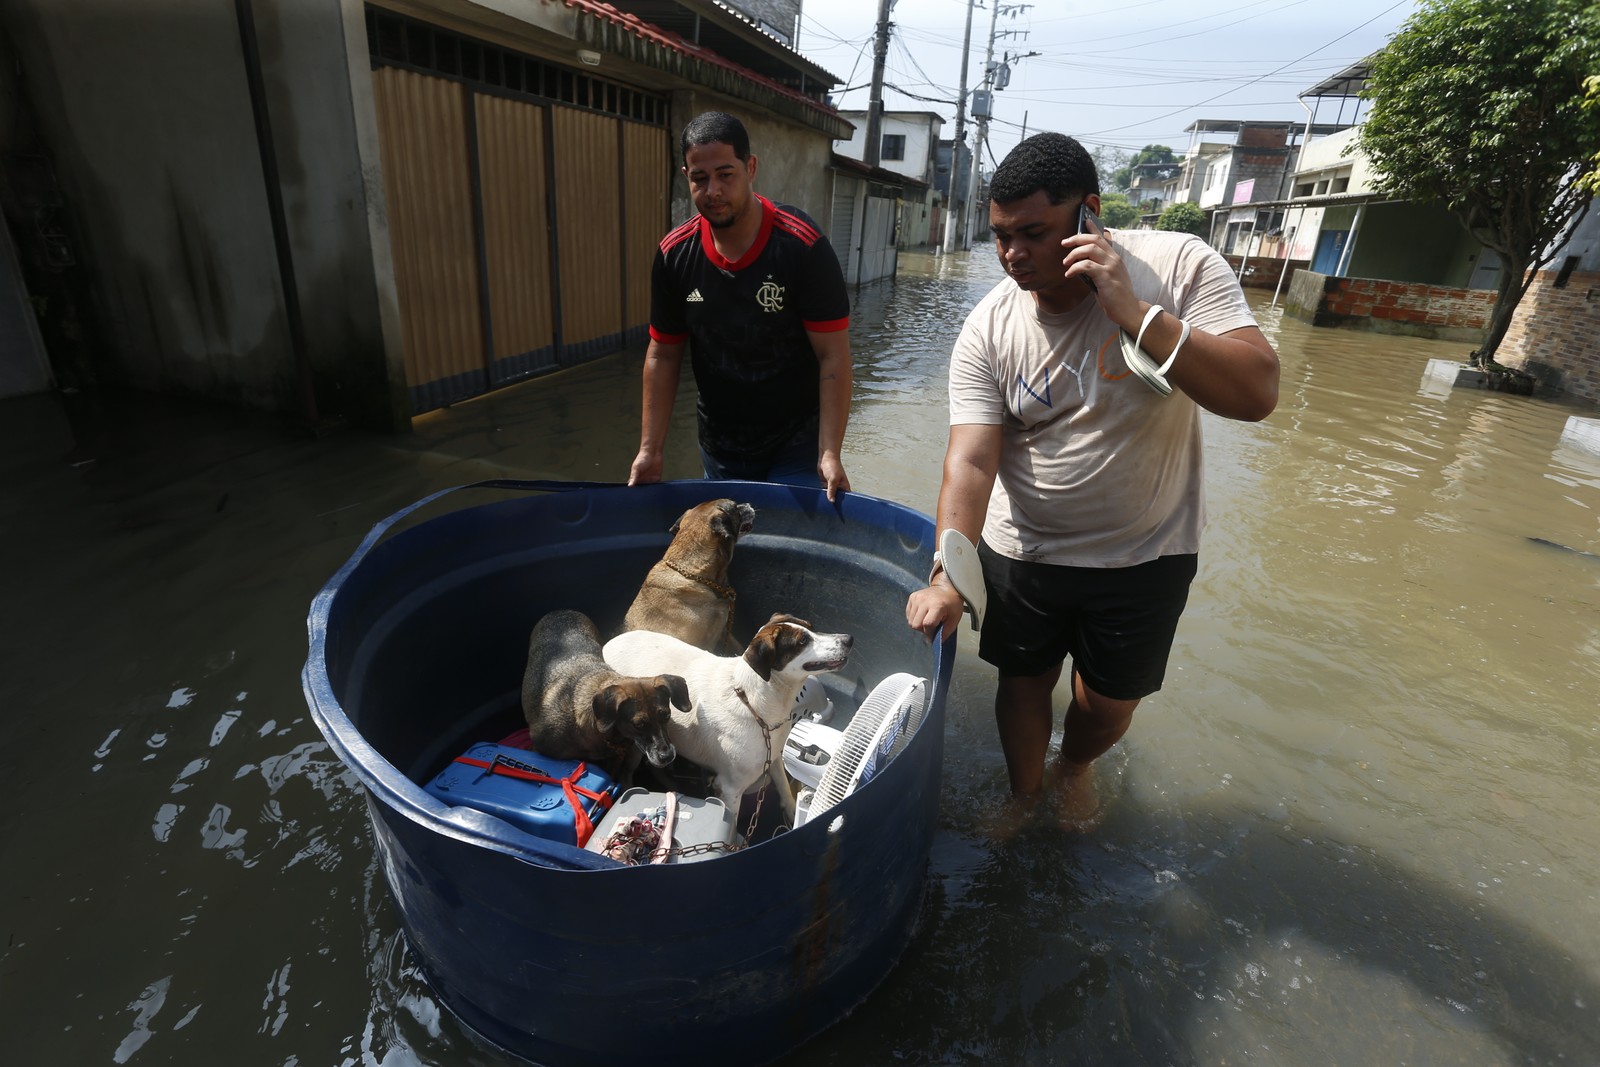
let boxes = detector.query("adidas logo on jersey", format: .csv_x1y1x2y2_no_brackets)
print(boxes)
686,289,705,303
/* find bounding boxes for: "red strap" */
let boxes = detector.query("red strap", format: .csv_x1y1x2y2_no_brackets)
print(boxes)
454,755,616,844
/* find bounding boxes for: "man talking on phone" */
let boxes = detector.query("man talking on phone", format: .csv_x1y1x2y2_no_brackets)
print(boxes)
905,132,1279,831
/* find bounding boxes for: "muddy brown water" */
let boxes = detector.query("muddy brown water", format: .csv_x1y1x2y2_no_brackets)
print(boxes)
3,249,1598,1064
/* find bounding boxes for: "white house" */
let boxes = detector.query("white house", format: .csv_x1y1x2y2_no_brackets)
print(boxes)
834,109,943,251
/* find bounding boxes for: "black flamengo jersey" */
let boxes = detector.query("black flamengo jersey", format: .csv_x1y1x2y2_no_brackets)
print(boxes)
650,195,850,462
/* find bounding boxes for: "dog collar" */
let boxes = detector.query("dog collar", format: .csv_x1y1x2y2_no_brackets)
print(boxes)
663,559,736,603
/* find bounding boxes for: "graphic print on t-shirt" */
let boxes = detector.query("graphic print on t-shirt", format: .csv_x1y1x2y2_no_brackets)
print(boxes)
1012,347,1096,422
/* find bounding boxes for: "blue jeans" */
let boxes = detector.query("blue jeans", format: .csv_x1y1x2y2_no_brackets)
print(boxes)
699,421,822,488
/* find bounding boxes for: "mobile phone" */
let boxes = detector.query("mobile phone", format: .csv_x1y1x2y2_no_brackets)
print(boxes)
1077,203,1101,290
1078,203,1102,236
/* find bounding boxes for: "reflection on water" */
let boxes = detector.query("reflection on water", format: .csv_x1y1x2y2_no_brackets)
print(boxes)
2,248,1599,1064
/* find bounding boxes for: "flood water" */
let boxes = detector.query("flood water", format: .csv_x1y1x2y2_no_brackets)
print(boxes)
4,248,1599,1065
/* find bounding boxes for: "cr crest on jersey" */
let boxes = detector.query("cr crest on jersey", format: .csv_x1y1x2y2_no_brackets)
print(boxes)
756,281,785,313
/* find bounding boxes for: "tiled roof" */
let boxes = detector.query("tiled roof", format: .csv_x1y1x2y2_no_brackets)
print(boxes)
564,0,845,127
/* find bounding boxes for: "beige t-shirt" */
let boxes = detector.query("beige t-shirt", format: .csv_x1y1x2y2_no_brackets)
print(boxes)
949,230,1257,567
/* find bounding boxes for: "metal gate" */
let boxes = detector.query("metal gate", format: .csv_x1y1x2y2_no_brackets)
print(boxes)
831,175,860,280
366,7,670,414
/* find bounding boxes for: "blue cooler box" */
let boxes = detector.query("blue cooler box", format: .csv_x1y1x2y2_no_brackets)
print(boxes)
424,743,620,847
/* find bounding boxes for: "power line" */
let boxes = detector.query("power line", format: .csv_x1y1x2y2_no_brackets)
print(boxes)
1079,0,1411,137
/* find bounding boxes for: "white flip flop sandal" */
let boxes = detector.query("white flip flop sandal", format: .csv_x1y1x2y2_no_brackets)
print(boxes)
1120,303,1189,397
930,528,987,631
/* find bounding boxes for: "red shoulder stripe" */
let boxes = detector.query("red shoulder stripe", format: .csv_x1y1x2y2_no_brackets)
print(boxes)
772,208,821,247
659,217,700,253
803,316,849,333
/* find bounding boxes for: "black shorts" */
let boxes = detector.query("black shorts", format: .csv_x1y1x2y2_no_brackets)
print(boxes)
976,543,1198,700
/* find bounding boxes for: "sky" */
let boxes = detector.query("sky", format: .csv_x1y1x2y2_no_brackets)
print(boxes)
792,0,1426,163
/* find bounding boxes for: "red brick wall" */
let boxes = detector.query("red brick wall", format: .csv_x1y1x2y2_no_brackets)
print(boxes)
1322,277,1495,329
1499,269,1600,404
1283,271,1494,344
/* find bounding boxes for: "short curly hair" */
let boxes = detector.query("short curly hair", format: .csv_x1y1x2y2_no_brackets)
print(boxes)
988,133,1099,206
680,111,751,163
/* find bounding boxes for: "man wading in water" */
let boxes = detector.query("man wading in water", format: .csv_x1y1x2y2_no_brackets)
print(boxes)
906,133,1279,830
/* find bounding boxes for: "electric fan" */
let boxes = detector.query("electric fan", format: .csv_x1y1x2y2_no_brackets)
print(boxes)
797,672,927,825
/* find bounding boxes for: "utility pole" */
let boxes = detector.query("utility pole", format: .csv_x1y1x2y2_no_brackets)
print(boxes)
939,0,977,254
864,0,893,168
960,8,1033,250
960,0,1003,251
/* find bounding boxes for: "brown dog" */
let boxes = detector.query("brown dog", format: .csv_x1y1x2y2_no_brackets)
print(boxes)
521,609,686,785
623,498,755,654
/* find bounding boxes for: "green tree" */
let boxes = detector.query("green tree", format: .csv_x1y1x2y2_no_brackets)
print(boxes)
1155,201,1205,237
1356,0,1600,365
1091,145,1132,191
1097,192,1140,228
1112,145,1177,194
1581,75,1600,196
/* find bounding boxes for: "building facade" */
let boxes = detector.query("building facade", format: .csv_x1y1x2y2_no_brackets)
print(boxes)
0,0,852,426
834,109,942,250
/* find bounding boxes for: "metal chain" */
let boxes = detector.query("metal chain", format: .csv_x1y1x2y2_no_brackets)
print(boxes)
634,688,792,862
737,686,775,845
647,839,742,861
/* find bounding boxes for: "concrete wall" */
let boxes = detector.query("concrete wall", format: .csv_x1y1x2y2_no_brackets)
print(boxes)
1,0,405,428
728,0,802,41
1346,202,1482,288
666,90,836,230
1284,270,1494,343
1296,127,1376,193
1221,254,1308,291
898,190,937,249
1231,154,1291,204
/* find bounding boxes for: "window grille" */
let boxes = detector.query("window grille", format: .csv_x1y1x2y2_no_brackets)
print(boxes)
366,5,669,127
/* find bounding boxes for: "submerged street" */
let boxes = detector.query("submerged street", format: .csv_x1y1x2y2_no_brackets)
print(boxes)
3,248,1598,1064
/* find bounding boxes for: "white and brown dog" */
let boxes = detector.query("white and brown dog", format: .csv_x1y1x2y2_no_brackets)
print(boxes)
602,614,852,824
521,609,686,786
622,498,755,654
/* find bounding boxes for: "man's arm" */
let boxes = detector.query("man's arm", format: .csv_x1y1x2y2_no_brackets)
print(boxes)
807,327,853,502
1065,233,1280,421
628,338,685,486
1122,315,1278,421
906,423,1002,640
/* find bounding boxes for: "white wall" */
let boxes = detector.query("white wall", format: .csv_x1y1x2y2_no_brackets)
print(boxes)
1546,193,1600,270
1294,126,1378,194
1198,155,1232,210
834,112,941,182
